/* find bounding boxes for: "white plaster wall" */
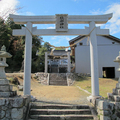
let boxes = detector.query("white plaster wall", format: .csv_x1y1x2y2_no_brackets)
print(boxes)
75,46,90,74
75,36,120,78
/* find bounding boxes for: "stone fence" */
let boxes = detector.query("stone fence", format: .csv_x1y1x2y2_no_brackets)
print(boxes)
90,98,120,120
35,72,75,86
67,73,75,86
90,80,120,120
0,95,30,120
35,72,49,85
35,72,90,86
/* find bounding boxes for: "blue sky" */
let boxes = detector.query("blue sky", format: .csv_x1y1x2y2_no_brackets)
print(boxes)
0,0,120,47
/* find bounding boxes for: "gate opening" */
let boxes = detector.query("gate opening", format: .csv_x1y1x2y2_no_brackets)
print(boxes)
103,67,115,78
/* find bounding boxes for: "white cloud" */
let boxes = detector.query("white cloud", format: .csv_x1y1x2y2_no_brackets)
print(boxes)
25,12,35,16
53,39,62,45
51,36,58,40
65,37,71,41
0,0,19,19
51,36,71,42
50,36,73,46
90,9,104,15
104,3,120,34
90,3,120,35
47,26,55,29
19,11,35,16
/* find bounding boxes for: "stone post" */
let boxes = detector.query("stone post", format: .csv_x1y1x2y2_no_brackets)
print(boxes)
67,52,71,73
24,22,32,95
89,21,99,96
45,52,48,73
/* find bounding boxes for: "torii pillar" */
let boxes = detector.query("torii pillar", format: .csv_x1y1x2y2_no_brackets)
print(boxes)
89,21,99,97
24,22,32,95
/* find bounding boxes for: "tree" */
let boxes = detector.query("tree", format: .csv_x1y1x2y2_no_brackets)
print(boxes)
31,42,51,72
1,18,26,71
0,18,11,49
0,17,49,72
43,42,52,51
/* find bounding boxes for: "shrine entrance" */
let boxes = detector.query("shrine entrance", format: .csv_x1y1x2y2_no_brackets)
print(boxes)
10,13,112,99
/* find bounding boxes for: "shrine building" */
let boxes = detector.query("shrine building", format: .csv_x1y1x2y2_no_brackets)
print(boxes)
69,35,120,78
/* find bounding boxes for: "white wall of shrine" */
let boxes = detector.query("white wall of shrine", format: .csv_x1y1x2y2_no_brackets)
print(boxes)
75,35,120,78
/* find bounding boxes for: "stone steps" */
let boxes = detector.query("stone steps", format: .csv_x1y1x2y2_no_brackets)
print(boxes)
49,73,66,80
28,102,94,120
50,79,66,81
30,109,91,115
29,114,93,120
30,102,90,109
49,73,67,86
49,80,67,86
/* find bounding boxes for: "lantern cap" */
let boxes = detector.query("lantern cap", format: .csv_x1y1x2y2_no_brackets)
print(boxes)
0,45,12,58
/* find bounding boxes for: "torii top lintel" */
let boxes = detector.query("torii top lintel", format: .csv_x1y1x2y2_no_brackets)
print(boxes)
9,13,113,24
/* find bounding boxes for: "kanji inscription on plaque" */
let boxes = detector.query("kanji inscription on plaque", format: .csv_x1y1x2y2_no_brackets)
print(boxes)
56,14,68,32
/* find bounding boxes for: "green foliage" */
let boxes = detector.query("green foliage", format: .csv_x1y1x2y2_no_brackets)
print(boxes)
32,43,48,72
0,18,11,48
43,42,52,51
31,42,51,72
0,18,51,73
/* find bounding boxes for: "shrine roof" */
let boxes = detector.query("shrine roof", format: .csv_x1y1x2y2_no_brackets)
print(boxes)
69,35,120,45
47,50,71,57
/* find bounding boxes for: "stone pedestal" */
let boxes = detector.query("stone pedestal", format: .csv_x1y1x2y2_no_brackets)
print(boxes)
0,45,17,97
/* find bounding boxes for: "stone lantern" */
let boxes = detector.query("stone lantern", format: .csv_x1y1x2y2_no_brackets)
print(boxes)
0,45,12,79
0,45,17,97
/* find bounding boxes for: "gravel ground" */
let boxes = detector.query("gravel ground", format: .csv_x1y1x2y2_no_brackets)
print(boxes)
6,73,91,105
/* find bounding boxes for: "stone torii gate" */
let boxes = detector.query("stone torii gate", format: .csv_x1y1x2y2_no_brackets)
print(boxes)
10,13,112,99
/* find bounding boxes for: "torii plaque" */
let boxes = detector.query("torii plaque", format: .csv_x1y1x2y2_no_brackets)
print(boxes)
10,13,112,99
56,14,68,32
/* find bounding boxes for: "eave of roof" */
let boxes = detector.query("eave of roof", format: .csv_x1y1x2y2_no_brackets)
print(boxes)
69,35,120,44
104,35,120,43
